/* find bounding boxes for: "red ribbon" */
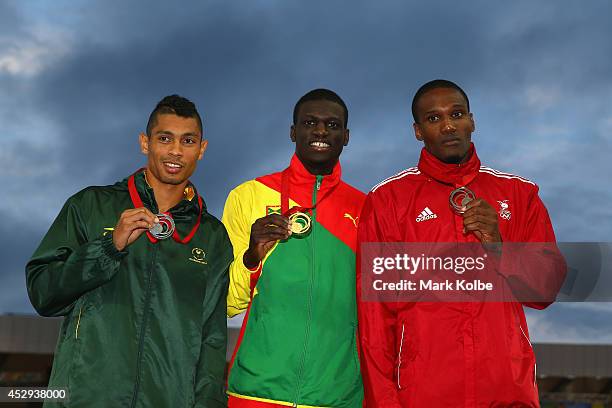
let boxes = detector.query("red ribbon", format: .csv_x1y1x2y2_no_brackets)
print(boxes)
127,172,202,244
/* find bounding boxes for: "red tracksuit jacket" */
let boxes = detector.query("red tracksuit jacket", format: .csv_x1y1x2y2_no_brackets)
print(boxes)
357,145,566,408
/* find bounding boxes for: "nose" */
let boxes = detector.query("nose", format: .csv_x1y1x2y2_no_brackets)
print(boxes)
168,139,183,157
441,117,456,134
313,121,328,136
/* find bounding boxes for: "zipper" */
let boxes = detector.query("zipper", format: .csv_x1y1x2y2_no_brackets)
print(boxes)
397,323,405,389
293,175,323,406
130,244,159,407
75,305,84,339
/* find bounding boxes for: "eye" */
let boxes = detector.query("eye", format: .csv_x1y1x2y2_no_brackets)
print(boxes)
327,121,340,129
158,135,172,143
304,119,316,127
183,137,197,145
451,111,464,119
427,115,440,123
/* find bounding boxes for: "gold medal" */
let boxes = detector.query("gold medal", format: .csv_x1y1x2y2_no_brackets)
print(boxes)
285,207,312,237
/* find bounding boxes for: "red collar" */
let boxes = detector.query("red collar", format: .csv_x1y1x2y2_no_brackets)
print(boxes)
417,143,481,187
280,155,342,213
286,154,342,188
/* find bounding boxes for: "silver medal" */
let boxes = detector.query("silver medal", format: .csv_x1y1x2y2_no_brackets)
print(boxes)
449,187,475,214
149,213,175,239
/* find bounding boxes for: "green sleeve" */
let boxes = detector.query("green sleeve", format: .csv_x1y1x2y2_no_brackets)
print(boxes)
194,231,232,407
25,195,126,317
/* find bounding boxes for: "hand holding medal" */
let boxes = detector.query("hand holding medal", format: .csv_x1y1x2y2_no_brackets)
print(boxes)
450,186,501,243
112,207,159,251
243,214,292,269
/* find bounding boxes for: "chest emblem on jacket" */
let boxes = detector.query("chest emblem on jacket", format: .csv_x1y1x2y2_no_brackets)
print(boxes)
344,213,359,228
497,200,511,220
189,248,208,265
266,205,281,215
416,207,438,222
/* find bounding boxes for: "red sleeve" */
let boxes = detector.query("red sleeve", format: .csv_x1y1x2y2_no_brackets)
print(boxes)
499,184,567,309
357,191,403,408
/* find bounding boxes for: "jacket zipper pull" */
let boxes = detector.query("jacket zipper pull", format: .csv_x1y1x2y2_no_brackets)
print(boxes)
315,176,322,191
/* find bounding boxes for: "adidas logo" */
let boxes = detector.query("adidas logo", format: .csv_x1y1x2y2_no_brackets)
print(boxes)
416,207,437,222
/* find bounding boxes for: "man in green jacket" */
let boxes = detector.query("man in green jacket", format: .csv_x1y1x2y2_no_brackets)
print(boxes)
26,95,232,407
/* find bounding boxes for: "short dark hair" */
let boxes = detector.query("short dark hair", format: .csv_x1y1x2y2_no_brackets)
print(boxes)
146,94,203,136
411,80,470,123
293,88,349,127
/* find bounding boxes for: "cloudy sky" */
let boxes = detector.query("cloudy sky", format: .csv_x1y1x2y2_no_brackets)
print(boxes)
1,1,611,343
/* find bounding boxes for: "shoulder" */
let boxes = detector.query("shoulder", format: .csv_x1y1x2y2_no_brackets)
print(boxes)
228,178,258,196
478,165,539,193
337,180,366,201
202,211,231,242
66,183,127,208
370,167,423,195
229,170,283,198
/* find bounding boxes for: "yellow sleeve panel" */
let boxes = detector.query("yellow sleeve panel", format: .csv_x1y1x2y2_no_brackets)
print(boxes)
222,180,297,318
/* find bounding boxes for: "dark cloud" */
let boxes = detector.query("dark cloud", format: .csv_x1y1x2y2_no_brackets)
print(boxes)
1,1,611,342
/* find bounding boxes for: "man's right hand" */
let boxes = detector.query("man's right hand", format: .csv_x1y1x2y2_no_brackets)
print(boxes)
112,208,158,251
243,214,291,269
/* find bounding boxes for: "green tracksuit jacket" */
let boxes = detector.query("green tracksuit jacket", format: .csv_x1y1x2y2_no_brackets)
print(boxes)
26,170,232,407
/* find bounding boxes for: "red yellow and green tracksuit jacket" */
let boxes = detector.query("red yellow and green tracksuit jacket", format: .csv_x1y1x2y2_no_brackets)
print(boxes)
222,155,365,407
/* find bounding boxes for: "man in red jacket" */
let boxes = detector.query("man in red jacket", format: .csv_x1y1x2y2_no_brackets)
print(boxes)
357,79,566,407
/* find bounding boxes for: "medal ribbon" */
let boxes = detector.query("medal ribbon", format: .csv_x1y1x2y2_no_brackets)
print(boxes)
127,172,203,244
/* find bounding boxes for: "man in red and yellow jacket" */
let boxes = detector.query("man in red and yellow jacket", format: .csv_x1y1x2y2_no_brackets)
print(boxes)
223,89,365,407
357,80,566,407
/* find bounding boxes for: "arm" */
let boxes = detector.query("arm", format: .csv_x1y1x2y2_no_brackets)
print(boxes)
357,193,402,408
194,232,232,408
222,187,256,317
25,195,127,317
222,185,290,317
499,185,567,308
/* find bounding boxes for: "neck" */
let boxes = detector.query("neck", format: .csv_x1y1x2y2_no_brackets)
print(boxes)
144,170,187,212
437,149,472,165
299,158,336,176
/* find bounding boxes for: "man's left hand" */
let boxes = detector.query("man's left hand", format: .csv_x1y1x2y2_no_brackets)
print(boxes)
462,198,501,243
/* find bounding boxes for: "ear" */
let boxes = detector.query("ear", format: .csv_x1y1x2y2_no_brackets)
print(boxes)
343,129,350,146
469,113,475,132
139,132,149,154
198,139,208,160
290,125,296,142
413,123,423,141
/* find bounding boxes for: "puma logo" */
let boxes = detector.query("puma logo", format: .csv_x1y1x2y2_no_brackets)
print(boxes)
344,213,359,228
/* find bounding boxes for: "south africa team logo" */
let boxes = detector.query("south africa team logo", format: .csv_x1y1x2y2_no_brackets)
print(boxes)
189,248,207,265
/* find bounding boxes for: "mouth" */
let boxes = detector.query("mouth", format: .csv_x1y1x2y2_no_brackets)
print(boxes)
163,161,184,174
309,140,331,151
441,137,462,147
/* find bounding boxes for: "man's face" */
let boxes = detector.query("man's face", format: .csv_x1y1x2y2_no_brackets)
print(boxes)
413,87,475,164
139,113,207,186
290,100,349,174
